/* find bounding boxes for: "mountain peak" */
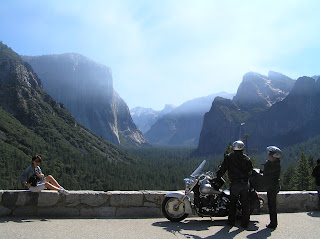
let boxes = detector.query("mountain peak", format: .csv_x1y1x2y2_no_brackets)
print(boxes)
161,104,177,114
233,71,295,109
289,76,315,96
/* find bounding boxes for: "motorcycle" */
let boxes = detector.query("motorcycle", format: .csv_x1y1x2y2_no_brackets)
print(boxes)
162,160,264,222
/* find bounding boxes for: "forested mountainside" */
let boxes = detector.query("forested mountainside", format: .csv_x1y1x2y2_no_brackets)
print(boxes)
0,42,136,189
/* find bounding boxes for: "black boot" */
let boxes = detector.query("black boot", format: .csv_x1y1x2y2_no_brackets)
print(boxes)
266,223,277,229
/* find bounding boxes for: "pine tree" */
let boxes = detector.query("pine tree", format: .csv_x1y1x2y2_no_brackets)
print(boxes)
281,162,298,190
296,151,313,190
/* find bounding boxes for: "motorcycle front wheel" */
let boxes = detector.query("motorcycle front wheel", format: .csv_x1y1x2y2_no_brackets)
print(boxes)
162,197,189,222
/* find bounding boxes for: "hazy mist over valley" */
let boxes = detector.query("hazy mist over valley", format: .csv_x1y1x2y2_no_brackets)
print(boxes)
1,1,320,191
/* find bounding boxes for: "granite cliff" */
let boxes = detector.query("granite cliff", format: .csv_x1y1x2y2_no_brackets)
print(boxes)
233,71,294,110
195,71,298,155
23,54,148,147
244,76,320,151
0,42,134,161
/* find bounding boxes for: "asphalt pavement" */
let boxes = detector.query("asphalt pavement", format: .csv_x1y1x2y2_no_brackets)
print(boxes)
0,212,319,239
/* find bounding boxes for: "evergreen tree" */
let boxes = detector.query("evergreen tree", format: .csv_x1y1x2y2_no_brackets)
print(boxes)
281,162,298,190
308,155,315,169
296,151,313,190
309,155,316,189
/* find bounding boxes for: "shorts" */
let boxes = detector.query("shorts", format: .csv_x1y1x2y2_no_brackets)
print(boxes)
29,177,47,192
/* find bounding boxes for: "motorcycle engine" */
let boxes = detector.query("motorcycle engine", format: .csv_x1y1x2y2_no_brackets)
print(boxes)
194,178,229,216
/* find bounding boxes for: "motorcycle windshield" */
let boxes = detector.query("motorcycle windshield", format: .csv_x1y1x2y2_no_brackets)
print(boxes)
190,160,206,177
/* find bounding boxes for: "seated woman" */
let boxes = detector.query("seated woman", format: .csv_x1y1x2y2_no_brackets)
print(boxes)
20,155,70,195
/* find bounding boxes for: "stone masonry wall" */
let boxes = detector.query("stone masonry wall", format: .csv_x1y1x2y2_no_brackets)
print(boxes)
0,190,318,218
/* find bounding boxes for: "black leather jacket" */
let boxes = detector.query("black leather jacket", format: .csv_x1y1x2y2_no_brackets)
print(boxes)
216,151,253,182
263,159,281,190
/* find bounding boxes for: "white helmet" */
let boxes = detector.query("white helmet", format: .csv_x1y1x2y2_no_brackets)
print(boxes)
232,140,245,151
267,146,282,159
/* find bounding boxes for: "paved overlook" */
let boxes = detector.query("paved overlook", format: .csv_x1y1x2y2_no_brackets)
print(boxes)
0,212,320,239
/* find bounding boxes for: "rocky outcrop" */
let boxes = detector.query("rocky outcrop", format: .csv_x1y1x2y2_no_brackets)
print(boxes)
23,54,148,147
233,71,295,110
0,44,43,126
195,97,247,155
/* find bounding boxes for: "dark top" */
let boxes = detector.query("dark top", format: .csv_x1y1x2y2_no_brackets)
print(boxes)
312,165,320,186
263,159,281,190
216,151,253,182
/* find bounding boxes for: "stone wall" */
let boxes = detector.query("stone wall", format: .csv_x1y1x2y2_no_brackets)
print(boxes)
0,190,318,218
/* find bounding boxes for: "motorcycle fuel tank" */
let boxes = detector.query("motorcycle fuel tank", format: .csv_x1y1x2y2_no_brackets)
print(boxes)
200,180,221,195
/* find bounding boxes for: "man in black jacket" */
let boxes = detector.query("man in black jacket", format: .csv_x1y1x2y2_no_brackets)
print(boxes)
216,140,253,228
263,146,282,229
312,158,320,209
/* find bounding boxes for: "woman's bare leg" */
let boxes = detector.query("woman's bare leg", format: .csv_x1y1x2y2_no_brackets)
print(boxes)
45,175,61,188
45,182,61,191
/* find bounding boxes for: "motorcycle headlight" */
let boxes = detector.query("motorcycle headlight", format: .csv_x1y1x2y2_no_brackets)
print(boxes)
184,178,191,187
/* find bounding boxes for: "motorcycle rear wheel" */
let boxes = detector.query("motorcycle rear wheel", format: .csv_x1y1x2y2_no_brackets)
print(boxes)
162,197,189,222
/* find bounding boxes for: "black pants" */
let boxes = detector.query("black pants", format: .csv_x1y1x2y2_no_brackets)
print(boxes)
267,189,278,226
228,181,250,226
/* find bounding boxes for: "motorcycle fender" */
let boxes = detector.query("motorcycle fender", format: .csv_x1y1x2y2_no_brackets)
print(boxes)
164,191,193,214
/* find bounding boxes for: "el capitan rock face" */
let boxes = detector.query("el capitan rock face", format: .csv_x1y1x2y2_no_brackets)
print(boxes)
23,54,148,147
0,42,134,161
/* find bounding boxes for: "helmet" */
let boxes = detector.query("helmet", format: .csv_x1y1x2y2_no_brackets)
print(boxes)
267,146,282,159
232,140,245,151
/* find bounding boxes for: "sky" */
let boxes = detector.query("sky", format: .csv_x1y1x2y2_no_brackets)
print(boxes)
1,0,320,110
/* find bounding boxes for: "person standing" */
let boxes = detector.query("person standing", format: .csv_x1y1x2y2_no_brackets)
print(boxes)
263,146,282,229
20,155,70,194
312,158,320,209
216,140,253,228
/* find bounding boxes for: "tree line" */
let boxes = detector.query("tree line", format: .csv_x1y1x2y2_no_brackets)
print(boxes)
1,142,319,191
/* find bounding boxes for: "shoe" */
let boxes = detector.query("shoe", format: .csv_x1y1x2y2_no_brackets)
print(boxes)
241,223,248,228
266,224,277,229
60,189,70,195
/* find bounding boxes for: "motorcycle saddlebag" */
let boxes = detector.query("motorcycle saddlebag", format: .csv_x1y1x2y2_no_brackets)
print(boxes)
249,191,260,210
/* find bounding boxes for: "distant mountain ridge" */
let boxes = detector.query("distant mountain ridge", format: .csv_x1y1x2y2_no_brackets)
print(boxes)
144,92,235,146
130,104,176,133
23,54,148,147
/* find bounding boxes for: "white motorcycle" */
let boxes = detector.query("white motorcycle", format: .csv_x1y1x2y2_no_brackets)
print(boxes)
162,160,263,222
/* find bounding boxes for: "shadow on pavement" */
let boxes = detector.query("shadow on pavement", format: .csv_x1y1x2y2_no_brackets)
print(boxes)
152,218,215,236
246,227,273,239
0,217,49,223
307,211,320,217
152,218,262,239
